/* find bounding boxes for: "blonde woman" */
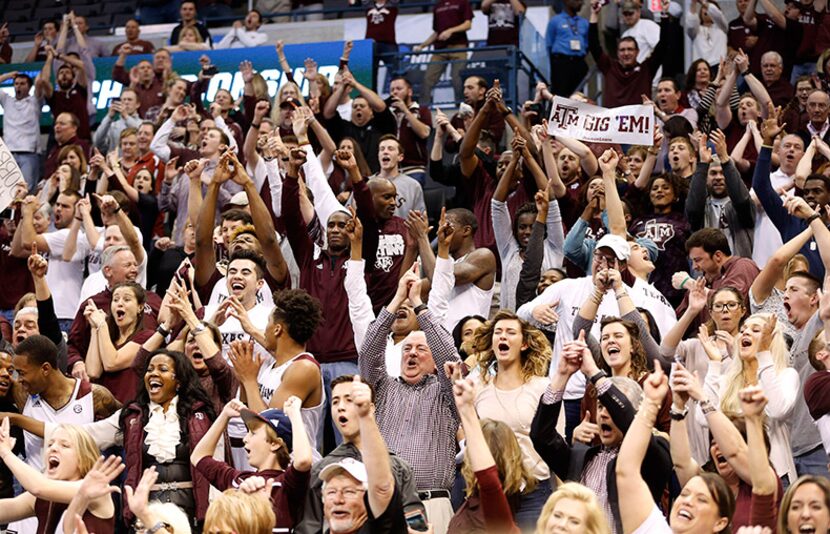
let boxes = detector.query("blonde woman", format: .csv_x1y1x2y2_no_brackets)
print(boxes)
535,482,611,534
0,420,119,533
473,309,552,530
204,489,276,534
702,313,798,483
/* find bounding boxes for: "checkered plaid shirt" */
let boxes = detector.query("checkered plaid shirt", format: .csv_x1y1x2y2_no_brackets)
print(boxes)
358,308,462,491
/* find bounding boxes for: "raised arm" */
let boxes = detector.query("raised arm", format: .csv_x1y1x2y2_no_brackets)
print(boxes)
231,153,288,285
353,376,395,517
743,0,758,29
616,363,670,533
191,400,239,466
557,134,599,177
751,226,813,306
193,159,220,288
669,364,702,487
739,386,778,495
660,277,707,355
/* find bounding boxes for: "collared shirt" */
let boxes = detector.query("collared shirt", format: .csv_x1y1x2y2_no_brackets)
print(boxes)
358,308,461,491
0,92,43,152
546,12,589,56
808,119,830,140
582,446,620,533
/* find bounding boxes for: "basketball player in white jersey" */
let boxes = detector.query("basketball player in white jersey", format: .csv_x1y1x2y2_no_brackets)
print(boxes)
414,207,497,332
227,288,325,467
6,335,120,533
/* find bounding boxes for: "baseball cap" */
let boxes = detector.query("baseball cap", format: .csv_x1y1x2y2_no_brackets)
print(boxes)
620,0,638,13
228,191,249,207
319,458,369,488
595,234,631,261
240,408,293,449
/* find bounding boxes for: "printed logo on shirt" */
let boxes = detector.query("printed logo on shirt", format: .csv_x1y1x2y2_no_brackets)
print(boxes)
368,5,390,23
375,234,405,272
221,331,251,345
73,404,82,414
260,384,275,400
635,219,675,251
489,3,516,28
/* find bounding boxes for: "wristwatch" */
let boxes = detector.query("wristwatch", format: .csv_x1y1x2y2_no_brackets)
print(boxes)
670,406,688,420
413,303,428,315
147,522,168,534
156,324,171,338
589,369,607,385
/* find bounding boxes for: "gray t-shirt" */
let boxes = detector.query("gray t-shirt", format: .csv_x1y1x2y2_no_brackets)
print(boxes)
789,311,824,457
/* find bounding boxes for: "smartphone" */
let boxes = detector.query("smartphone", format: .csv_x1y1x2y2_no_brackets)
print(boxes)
203,64,218,76
404,510,429,532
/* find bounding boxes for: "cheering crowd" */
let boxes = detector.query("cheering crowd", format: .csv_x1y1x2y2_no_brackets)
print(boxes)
2,0,830,532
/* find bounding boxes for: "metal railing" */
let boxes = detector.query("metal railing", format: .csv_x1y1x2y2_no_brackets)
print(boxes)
386,44,548,111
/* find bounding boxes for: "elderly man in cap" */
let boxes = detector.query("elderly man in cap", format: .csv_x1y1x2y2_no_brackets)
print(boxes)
517,234,677,440
318,376,408,534
191,396,313,531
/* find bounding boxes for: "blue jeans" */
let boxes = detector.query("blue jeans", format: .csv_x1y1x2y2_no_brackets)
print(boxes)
791,62,817,84
58,319,74,333
319,360,359,451
794,445,830,478
11,153,40,192
515,479,553,530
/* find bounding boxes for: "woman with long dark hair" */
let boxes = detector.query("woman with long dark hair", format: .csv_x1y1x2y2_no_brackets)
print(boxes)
119,349,216,531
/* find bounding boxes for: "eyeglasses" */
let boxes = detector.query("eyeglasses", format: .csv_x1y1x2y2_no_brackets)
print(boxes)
323,487,366,501
710,301,741,312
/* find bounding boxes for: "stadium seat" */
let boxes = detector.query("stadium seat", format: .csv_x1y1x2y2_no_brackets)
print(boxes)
4,7,32,22
6,20,38,41
84,14,114,34
71,4,102,17
102,1,137,15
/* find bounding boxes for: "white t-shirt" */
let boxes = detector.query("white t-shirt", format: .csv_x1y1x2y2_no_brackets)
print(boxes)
632,504,672,534
622,18,661,63
203,301,272,363
751,169,793,269
517,276,676,399
43,229,86,320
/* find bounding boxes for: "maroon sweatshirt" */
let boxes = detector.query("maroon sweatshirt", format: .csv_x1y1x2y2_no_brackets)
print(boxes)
282,176,358,364
587,20,666,108
353,180,410,313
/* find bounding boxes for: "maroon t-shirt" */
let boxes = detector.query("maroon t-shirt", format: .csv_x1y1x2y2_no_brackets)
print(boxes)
728,16,758,51
353,180,409,311
485,0,525,45
795,6,821,63
433,0,473,49
111,64,165,119
47,84,90,140
366,2,398,44
766,77,794,107
195,458,310,530
44,136,92,179
0,226,34,311
459,159,531,252
397,105,431,167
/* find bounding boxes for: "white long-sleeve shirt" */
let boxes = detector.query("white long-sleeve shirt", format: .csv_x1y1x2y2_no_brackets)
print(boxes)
702,351,799,483
491,197,564,312
214,27,268,49
685,3,728,66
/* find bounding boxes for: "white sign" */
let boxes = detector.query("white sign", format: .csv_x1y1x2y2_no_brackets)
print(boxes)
0,137,23,213
547,96,654,145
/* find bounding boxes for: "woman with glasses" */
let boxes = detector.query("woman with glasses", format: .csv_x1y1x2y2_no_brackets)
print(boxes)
660,284,746,464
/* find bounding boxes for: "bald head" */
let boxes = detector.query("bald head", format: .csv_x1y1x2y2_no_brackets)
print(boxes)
808,90,830,126
367,178,397,220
